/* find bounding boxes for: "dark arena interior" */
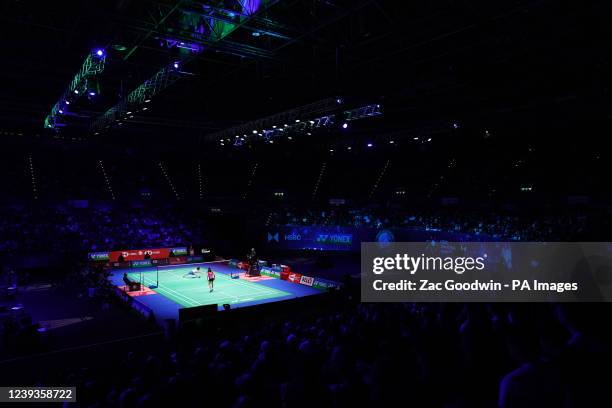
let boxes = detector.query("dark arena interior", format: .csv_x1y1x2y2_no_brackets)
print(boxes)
1,1,611,407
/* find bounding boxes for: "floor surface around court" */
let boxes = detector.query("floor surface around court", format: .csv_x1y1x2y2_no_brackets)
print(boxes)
109,261,324,321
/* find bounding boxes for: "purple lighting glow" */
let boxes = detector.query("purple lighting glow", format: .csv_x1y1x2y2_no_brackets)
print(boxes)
243,0,262,15
342,123,348,129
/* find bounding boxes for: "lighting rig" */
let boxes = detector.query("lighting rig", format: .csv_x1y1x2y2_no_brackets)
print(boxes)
44,49,107,129
91,0,281,134
208,99,383,146
90,61,184,133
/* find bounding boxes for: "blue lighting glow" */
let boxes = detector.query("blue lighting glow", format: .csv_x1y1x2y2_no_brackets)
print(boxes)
89,91,96,96
95,49,104,57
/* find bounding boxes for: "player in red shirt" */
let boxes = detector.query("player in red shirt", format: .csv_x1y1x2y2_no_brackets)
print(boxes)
207,267,215,292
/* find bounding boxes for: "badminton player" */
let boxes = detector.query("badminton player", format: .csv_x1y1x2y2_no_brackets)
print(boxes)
184,266,201,278
207,267,215,292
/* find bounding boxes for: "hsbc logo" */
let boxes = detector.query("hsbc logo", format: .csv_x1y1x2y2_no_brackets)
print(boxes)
285,232,301,241
267,232,279,242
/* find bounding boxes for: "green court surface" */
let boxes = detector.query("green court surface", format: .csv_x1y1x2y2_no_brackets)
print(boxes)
128,266,291,308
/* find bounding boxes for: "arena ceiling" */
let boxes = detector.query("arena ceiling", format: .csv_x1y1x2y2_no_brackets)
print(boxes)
0,0,609,140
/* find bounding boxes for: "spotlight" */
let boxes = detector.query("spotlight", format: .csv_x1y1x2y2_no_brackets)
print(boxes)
295,119,300,122
367,143,373,147
126,111,132,115
288,136,293,140
347,146,352,150
74,89,79,94
342,123,348,129
173,62,180,69
142,107,148,111
452,122,459,129
336,98,343,104
390,140,395,144
272,125,277,129
427,138,432,142
145,99,151,103
95,49,104,57
58,109,64,114
65,100,70,105
89,91,96,96
329,149,334,152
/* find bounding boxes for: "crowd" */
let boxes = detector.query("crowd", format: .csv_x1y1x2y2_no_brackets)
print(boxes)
271,206,608,241
33,300,609,408
0,205,205,256
2,202,610,407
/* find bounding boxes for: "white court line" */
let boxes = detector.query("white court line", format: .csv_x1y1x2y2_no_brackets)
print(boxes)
137,274,200,307
214,272,287,296
143,274,285,306
153,270,246,305
165,268,281,297
140,276,199,307
136,266,289,307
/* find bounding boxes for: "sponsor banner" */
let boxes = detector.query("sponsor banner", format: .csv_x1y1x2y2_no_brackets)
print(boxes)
261,267,280,278
171,247,188,256
169,256,188,265
151,258,169,266
287,272,302,284
89,251,110,261
131,259,153,268
300,275,315,286
260,224,510,253
109,248,171,262
361,242,612,302
259,267,340,289
313,278,342,290
187,256,204,263
265,226,356,251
